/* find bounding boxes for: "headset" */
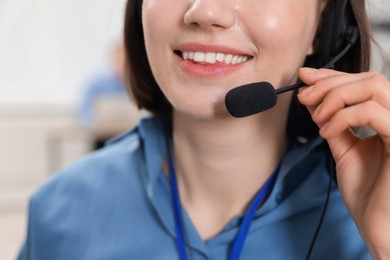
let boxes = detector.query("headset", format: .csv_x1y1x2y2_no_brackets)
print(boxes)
316,0,359,69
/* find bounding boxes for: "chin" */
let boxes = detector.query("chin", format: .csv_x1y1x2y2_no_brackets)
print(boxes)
173,100,231,121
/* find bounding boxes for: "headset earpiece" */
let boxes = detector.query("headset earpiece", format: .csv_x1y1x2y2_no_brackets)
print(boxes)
317,0,359,69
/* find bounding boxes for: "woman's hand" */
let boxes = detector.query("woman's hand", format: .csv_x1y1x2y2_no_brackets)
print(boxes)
298,67,390,259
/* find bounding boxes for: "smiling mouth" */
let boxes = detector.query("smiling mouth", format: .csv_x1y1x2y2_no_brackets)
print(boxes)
174,50,252,65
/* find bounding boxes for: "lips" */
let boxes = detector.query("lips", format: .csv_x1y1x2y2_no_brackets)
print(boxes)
174,43,253,78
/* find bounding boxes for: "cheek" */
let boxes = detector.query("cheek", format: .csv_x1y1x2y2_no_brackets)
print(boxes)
244,2,320,84
142,0,178,92
142,1,169,58
142,0,184,63
247,2,319,55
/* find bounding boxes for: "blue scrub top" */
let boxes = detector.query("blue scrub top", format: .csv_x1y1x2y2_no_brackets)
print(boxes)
18,116,369,260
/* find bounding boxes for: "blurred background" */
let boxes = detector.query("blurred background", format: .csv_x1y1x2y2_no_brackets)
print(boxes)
0,0,389,259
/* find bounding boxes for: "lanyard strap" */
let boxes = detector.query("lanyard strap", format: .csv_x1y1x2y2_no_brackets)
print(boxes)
168,146,282,260
228,165,279,260
169,149,189,260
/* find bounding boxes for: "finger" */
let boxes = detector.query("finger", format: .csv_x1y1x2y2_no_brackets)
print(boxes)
298,67,347,86
325,129,360,163
297,68,348,118
298,70,376,107
312,73,390,125
320,101,390,143
298,69,374,125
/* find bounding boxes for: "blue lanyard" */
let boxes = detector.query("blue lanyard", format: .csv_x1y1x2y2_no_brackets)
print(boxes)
168,146,282,260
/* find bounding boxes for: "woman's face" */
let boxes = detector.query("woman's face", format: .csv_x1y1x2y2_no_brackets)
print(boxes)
142,0,324,118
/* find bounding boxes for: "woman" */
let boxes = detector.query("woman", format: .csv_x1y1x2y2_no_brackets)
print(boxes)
18,0,390,259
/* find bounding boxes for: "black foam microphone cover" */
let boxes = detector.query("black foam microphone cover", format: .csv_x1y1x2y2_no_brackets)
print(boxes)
225,82,277,118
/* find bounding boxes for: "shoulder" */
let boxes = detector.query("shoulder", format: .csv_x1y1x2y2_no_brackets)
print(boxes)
22,117,170,259
35,127,142,200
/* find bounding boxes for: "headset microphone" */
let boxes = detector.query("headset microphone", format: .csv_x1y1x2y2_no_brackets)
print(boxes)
225,26,359,118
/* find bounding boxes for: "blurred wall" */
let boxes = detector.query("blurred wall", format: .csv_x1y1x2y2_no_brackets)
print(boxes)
0,0,140,213
0,0,127,104
367,0,390,77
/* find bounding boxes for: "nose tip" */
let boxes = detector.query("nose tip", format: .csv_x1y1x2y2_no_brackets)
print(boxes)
184,0,236,30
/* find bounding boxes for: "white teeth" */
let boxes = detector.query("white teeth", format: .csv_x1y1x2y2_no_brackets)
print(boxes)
194,52,205,62
224,54,233,64
231,55,238,65
216,53,224,62
205,52,216,63
181,51,249,65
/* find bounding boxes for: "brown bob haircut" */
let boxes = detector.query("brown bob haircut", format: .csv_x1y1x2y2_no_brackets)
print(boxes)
123,0,371,139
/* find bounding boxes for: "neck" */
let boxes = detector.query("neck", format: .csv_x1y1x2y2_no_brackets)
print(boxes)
171,103,289,239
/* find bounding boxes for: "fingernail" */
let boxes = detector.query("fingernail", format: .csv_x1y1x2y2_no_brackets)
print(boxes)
300,67,318,74
298,86,314,97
